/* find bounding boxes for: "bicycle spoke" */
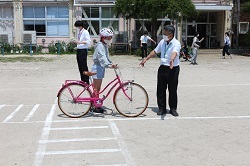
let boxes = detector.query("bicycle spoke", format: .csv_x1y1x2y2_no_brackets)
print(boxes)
58,83,92,118
114,83,148,117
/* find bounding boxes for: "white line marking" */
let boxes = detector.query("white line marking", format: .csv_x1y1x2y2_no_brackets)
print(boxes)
33,104,56,166
4,104,56,106
50,126,109,130
44,149,121,155
143,83,250,88
4,115,250,124
0,82,60,85
0,87,58,91
39,137,117,144
109,120,136,166
24,104,40,122
2,104,23,123
0,104,6,110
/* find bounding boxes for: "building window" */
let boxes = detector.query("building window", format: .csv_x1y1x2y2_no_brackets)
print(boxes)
0,6,14,33
82,7,119,36
0,6,13,19
23,6,69,36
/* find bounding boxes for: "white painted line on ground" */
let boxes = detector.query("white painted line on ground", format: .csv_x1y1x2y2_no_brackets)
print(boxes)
3,104,56,106
50,126,109,130
0,104,6,110
39,137,117,144
109,120,136,166
144,83,250,88
4,115,250,124
24,104,40,122
0,87,58,91
33,103,56,166
44,149,121,155
2,104,24,123
0,82,60,85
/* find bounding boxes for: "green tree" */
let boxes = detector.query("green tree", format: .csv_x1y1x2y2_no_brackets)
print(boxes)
242,0,250,13
114,0,196,42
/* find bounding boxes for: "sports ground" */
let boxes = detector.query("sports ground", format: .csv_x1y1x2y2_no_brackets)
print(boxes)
0,52,250,166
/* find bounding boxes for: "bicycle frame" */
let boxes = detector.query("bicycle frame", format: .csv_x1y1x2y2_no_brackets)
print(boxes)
58,68,133,108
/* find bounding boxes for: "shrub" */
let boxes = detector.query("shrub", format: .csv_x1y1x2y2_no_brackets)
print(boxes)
66,42,77,53
48,41,57,53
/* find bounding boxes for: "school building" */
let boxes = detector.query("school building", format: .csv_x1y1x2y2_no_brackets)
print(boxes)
0,0,236,49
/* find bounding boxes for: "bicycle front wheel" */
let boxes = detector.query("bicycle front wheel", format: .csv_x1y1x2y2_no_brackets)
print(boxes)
114,82,149,117
58,83,92,118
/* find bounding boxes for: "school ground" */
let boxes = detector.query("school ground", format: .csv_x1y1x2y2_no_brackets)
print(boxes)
0,51,250,166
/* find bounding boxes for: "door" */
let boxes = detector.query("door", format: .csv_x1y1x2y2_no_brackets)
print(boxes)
197,24,206,48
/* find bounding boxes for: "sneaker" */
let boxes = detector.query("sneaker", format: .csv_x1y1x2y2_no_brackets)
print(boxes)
93,107,105,114
157,109,167,116
170,109,179,117
193,62,198,65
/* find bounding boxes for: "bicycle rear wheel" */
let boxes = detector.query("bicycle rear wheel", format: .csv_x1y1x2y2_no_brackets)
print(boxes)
114,82,149,117
58,83,92,118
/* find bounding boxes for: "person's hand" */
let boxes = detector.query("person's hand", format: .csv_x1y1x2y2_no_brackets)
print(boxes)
169,59,174,69
154,41,156,44
111,64,118,68
139,58,147,67
141,44,143,47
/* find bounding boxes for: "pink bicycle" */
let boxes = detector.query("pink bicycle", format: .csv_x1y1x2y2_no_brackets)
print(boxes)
57,67,149,118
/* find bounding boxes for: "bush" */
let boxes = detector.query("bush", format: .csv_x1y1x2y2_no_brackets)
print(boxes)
48,41,57,53
0,43,12,53
66,42,77,53
36,45,43,53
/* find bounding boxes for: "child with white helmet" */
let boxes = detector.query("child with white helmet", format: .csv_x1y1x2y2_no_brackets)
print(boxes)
91,28,116,113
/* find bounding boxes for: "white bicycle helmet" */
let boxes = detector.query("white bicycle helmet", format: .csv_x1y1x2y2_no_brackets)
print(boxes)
100,28,114,37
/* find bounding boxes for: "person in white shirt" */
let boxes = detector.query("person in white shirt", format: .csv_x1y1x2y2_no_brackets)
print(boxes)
140,25,181,117
190,32,204,65
140,30,156,59
73,20,91,84
222,32,232,59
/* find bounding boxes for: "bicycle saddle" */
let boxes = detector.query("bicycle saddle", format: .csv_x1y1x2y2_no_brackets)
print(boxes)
83,71,97,76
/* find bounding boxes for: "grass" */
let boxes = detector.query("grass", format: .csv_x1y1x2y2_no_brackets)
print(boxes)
0,56,55,63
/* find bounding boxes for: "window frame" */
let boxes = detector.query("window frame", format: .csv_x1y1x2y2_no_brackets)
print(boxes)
81,6,119,37
23,6,69,37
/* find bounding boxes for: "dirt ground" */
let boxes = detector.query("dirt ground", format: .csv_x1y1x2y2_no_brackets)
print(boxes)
0,52,250,166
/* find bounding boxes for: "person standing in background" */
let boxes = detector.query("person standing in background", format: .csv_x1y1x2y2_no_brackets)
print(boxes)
190,32,204,65
73,20,91,84
140,30,156,60
222,32,232,59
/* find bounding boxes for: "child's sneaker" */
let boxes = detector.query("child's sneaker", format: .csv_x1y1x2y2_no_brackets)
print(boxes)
93,107,105,114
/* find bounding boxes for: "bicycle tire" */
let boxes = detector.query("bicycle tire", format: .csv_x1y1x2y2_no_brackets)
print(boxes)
114,82,149,117
58,83,92,118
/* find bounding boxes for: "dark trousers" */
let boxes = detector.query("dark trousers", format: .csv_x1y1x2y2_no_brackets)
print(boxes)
222,45,230,56
76,49,89,84
157,65,180,111
141,43,148,58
